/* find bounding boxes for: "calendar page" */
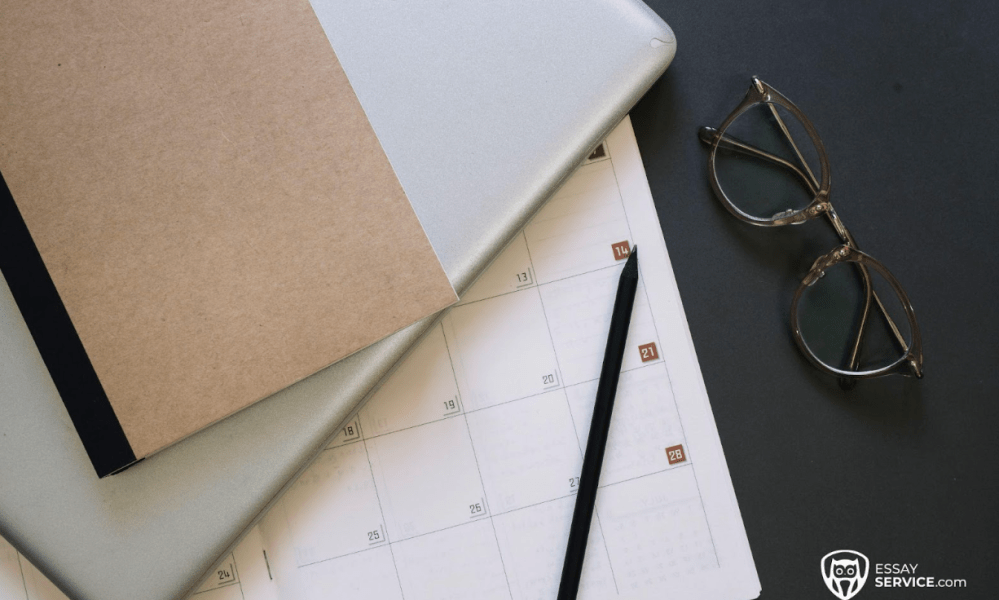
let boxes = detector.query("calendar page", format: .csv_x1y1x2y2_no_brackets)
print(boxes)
237,117,760,600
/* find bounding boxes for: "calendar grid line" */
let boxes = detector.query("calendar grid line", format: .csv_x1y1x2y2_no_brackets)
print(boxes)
15,550,28,600
294,513,500,569
561,360,665,389
593,503,621,595
455,281,538,309
325,435,364,450
230,553,247,600
357,419,408,600
521,222,622,595
596,462,694,489
439,321,516,600
192,580,240,596
606,149,722,568
456,255,664,313
491,463,694,516
535,260,621,289
335,356,667,449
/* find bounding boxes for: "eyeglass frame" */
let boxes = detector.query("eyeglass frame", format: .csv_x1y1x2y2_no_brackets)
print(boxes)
699,77,923,380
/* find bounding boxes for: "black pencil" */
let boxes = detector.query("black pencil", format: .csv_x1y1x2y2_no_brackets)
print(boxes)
557,247,639,600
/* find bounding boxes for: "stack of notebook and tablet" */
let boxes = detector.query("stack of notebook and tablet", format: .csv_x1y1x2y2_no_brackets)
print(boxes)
0,1,760,599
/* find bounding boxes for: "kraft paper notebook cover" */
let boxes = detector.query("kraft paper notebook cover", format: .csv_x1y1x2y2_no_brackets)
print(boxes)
0,1,676,599
0,0,457,476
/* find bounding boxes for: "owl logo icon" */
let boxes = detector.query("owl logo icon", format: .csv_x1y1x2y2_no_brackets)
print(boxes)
821,550,870,600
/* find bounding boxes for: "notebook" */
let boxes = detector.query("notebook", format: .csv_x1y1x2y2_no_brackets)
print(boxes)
0,2,677,599
0,0,458,476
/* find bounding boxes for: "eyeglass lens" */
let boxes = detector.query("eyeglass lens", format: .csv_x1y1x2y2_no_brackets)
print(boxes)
795,260,913,373
714,102,822,221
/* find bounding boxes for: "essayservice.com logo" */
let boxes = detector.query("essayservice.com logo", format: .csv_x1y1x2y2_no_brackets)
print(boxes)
821,550,967,599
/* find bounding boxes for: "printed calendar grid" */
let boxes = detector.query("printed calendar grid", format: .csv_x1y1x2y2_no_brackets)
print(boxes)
302,417,699,570
292,330,703,580
265,143,722,599
332,361,684,446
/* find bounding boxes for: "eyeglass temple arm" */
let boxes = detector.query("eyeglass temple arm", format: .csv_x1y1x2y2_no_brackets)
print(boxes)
849,266,913,360
764,103,821,193
841,268,875,385
698,127,819,196
822,207,912,370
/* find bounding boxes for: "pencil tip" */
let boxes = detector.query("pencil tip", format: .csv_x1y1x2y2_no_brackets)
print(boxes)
623,246,638,277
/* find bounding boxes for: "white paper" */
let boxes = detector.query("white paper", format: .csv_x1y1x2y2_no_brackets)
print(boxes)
241,117,760,600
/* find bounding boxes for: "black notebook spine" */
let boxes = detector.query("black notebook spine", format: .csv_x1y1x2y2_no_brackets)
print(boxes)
0,170,136,477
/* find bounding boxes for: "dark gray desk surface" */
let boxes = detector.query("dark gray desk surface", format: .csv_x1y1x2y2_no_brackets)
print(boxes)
631,0,998,598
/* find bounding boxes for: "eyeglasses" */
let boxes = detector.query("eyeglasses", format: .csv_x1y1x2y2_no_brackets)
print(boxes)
698,77,923,381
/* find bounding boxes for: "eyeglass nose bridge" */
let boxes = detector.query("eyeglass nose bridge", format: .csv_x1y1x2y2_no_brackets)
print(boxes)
767,196,832,227
801,244,853,286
